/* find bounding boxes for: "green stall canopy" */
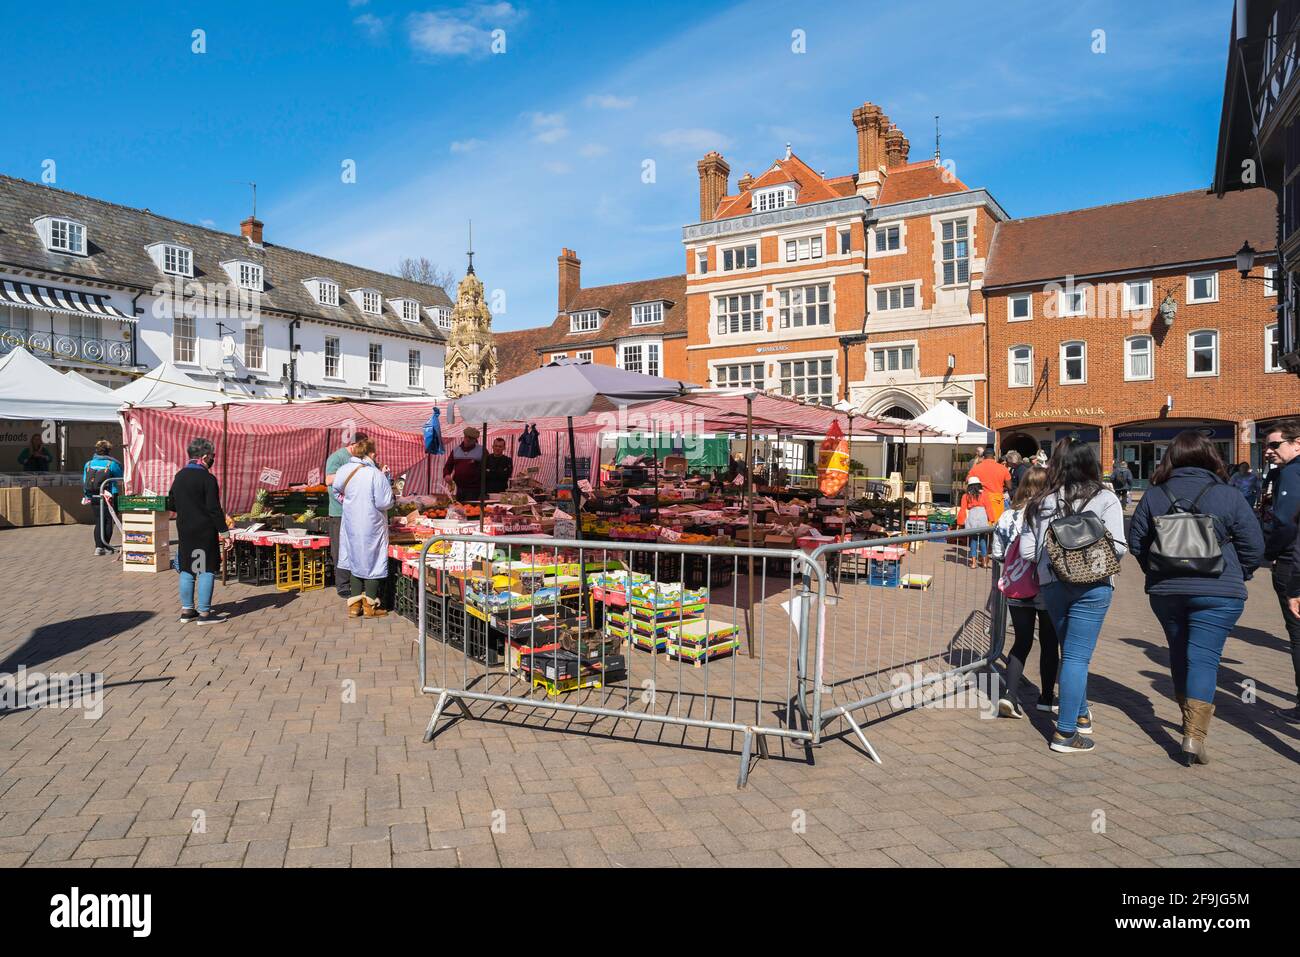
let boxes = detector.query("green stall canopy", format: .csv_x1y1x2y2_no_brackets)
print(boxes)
614,434,730,469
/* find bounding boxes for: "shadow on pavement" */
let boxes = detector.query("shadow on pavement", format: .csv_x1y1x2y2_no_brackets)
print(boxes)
0,610,156,674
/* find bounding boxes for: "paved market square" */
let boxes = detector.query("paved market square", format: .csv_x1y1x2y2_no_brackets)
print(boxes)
1,522,1298,868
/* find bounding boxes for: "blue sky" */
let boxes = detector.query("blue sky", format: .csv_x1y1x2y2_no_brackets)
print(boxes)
5,0,1231,330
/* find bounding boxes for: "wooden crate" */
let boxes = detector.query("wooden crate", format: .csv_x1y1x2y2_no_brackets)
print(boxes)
121,511,171,574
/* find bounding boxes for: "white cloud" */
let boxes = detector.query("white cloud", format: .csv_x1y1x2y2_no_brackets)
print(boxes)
652,128,729,152
586,93,636,110
450,138,485,153
407,4,524,58
578,143,608,158
526,111,568,144
354,13,386,40
543,161,573,175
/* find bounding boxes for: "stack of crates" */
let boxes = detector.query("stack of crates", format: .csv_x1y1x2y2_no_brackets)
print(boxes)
443,599,501,665
233,541,276,584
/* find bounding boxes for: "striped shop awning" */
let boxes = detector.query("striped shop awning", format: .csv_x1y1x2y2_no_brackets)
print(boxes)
0,279,135,322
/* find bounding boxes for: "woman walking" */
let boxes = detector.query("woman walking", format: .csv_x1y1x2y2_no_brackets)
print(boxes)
991,465,1060,718
1127,432,1263,765
332,435,394,618
169,437,228,624
1018,439,1127,754
957,475,994,568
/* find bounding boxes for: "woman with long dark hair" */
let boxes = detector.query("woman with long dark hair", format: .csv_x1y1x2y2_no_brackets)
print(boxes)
991,465,1060,717
1017,439,1127,754
1128,431,1263,765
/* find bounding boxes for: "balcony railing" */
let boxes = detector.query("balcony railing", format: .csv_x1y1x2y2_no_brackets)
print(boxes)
0,326,133,367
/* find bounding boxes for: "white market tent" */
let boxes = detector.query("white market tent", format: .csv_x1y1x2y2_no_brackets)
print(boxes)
63,369,114,393
911,400,994,446
111,359,231,407
0,347,121,422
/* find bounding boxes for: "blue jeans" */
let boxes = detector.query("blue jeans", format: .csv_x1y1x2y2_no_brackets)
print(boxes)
1041,581,1113,735
179,570,215,614
1149,594,1244,704
967,535,988,561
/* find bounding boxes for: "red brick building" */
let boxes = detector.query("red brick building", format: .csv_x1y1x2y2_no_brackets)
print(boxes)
983,188,1295,482
682,103,1008,424
494,249,687,381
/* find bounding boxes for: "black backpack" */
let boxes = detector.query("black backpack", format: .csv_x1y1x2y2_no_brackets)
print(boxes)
1146,481,1224,577
84,462,114,498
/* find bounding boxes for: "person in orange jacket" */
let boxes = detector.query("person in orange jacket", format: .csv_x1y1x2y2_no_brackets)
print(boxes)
967,448,1012,522
957,475,995,568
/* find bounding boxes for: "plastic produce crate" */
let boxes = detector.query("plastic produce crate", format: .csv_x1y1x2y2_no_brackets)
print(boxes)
118,494,170,512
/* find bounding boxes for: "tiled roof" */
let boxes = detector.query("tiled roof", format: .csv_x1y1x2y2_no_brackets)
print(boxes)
492,272,688,380
874,160,969,205
494,327,549,381
0,174,452,342
714,153,843,218
712,154,968,218
983,188,1278,289
545,273,687,348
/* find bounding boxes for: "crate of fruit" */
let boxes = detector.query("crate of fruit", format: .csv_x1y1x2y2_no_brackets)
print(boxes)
118,494,170,512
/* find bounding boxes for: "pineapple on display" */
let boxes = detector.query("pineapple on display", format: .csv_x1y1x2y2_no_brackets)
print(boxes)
250,489,268,519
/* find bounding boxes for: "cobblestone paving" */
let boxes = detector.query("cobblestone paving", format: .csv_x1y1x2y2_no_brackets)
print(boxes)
1,523,1297,867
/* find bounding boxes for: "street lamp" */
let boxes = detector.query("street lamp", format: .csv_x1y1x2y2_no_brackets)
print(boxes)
1237,240,1271,283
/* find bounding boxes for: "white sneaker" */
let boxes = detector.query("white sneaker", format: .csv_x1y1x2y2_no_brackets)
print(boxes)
997,697,1024,719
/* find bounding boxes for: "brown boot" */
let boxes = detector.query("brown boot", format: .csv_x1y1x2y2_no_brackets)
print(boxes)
347,596,365,618
363,596,388,618
1180,699,1214,766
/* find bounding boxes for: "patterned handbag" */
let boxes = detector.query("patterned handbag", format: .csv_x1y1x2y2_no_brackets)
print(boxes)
1043,498,1120,585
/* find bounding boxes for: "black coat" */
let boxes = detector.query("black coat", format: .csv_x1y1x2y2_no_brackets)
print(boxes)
169,463,227,575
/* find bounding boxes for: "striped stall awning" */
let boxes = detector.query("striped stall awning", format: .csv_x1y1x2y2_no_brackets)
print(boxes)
0,280,135,322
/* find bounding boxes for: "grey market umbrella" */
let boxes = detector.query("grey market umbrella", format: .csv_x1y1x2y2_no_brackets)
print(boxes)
452,359,693,538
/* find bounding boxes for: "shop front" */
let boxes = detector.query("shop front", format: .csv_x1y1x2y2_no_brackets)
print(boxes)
1113,421,1235,489
999,424,1100,461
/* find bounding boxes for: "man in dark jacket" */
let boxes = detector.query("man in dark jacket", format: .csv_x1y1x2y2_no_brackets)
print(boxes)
169,437,229,625
484,437,513,495
1263,419,1300,719
1111,459,1134,507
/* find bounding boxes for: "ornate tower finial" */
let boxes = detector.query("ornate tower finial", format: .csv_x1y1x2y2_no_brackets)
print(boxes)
466,220,475,275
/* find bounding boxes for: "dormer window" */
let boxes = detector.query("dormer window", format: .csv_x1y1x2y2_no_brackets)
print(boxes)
348,288,383,315
222,260,263,291
303,278,340,306
753,185,795,212
238,262,262,291
392,298,421,323
570,310,601,333
146,242,193,277
631,301,664,326
35,216,87,255
427,306,452,330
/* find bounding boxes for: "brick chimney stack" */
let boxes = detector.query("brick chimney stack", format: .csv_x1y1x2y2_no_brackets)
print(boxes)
557,248,581,312
241,216,264,246
696,151,731,221
885,127,909,169
738,172,754,192
852,102,888,199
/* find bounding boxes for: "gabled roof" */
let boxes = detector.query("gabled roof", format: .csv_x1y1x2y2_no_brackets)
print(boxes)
714,153,844,218
712,153,970,219
0,174,453,343
494,272,688,380
982,188,1277,289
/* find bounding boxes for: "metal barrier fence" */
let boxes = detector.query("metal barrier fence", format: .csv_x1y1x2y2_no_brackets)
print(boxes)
414,527,1004,787
806,527,1006,763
